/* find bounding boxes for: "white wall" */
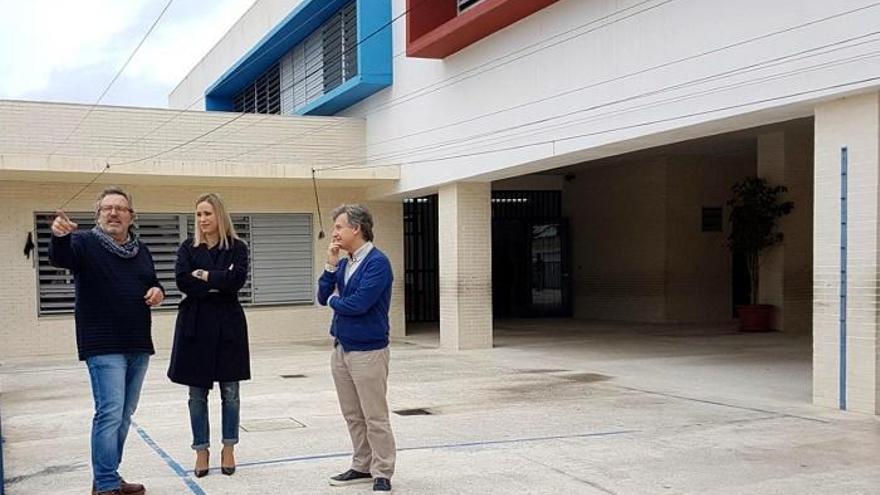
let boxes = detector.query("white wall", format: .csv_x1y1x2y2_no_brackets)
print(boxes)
344,0,880,196
174,0,880,198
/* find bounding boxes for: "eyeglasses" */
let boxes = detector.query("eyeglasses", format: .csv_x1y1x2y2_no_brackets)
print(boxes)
98,205,132,214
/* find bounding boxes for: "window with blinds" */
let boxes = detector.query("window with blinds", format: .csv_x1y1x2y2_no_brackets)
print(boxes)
238,0,359,115
34,213,313,315
458,0,484,13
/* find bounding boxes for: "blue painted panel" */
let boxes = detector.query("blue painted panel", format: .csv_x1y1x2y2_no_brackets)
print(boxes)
205,0,350,100
299,74,391,115
206,95,235,112
839,146,848,411
205,0,392,115
356,0,393,85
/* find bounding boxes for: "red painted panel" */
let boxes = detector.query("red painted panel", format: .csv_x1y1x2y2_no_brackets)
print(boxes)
406,0,457,44
407,0,559,59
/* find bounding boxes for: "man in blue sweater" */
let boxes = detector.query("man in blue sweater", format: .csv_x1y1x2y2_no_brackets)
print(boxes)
49,187,164,495
318,204,396,493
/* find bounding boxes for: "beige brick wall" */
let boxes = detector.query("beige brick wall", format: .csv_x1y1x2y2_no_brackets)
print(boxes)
438,182,492,350
665,151,755,322
813,93,880,414
0,100,372,177
0,180,404,360
564,159,669,322
563,149,757,324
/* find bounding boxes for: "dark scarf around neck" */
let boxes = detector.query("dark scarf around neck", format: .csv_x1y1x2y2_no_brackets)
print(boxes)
90,225,140,259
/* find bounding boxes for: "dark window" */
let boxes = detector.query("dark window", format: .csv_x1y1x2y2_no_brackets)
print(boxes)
458,0,484,13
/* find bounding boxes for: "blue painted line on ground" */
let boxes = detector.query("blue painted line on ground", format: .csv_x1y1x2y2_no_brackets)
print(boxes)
133,422,206,495
233,429,636,471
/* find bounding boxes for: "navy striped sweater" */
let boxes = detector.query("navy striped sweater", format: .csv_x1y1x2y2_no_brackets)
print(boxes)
49,231,162,360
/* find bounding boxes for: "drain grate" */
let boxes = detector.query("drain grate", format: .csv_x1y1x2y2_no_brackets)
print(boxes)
280,374,306,379
393,408,433,416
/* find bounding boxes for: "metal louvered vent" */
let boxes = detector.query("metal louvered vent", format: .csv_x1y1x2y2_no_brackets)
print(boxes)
278,1,358,114
234,61,281,114
34,212,314,315
250,214,313,304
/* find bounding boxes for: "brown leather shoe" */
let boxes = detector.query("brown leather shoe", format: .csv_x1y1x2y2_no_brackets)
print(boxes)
119,478,145,495
91,479,143,495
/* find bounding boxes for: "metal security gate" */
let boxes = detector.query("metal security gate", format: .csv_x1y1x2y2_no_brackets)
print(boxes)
492,191,571,318
404,191,571,322
404,195,439,322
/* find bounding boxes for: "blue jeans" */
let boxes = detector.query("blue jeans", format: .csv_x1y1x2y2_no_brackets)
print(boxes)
188,382,240,450
85,353,150,492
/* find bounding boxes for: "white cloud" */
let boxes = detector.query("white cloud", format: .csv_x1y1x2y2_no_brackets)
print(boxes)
0,0,255,107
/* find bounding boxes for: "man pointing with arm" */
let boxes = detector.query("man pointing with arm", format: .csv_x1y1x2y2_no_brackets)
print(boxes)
50,187,163,495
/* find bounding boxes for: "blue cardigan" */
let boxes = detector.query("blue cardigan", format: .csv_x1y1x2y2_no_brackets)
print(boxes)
49,231,162,361
317,247,393,351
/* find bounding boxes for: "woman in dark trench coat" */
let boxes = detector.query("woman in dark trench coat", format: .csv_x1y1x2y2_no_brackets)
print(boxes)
168,193,250,477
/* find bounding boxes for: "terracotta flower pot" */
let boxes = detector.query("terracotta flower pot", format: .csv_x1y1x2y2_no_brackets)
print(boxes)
737,304,776,332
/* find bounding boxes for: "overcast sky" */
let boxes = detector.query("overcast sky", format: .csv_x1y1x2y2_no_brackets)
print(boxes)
0,0,255,109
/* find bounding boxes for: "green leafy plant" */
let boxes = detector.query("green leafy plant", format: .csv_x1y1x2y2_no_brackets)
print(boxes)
727,177,794,305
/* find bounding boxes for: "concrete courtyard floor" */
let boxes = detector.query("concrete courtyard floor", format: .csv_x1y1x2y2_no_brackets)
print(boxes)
2,319,879,494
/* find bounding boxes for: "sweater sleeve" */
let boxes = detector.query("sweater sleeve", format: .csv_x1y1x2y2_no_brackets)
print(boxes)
140,242,165,294
317,266,340,306
206,240,249,293
328,258,391,316
175,241,210,299
48,232,82,272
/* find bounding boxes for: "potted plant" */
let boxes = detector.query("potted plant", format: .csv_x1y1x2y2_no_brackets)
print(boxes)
727,177,794,331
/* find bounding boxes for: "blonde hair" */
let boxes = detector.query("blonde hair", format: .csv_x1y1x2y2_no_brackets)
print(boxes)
193,193,239,250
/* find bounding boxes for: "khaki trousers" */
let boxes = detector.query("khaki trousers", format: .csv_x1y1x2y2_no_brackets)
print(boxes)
331,345,396,478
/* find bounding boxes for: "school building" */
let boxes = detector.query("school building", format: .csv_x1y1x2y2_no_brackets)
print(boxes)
2,0,880,415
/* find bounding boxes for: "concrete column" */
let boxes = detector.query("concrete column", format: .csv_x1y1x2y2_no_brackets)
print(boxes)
757,128,814,333
757,132,786,330
814,92,880,414
438,182,493,350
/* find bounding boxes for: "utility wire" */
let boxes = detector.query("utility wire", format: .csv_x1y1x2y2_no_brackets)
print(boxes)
209,0,674,165
319,35,880,170
105,0,429,167
217,0,880,169
327,76,880,171
49,0,176,159
66,1,880,181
